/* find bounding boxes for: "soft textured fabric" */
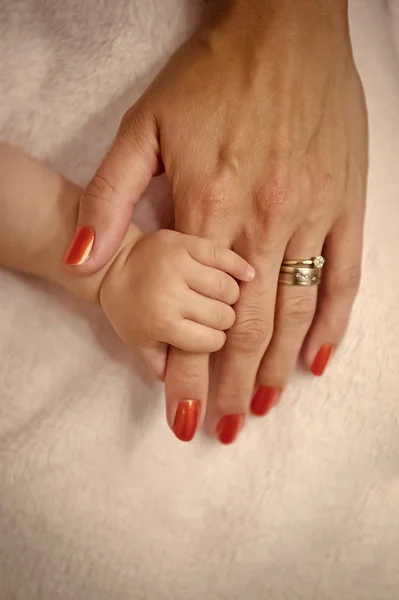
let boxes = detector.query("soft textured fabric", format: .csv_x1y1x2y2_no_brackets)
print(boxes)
0,1,398,598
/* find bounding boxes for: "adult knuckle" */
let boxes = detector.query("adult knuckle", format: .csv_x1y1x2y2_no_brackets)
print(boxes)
230,315,271,350
330,264,362,296
84,173,118,208
315,170,343,218
316,171,335,199
119,107,135,134
198,172,232,217
118,105,155,160
255,170,295,223
176,169,235,235
278,292,316,326
119,104,147,139
176,355,206,380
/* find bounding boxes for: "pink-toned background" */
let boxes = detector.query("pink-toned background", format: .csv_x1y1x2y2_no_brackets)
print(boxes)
0,1,398,598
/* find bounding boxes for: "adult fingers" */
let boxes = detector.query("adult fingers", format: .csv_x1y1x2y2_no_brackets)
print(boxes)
250,230,324,417
165,351,210,443
302,208,364,376
63,107,160,273
212,235,288,444
164,301,229,443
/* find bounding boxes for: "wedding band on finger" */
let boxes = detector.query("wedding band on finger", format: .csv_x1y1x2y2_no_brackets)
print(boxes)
279,267,321,286
278,255,325,286
281,256,325,269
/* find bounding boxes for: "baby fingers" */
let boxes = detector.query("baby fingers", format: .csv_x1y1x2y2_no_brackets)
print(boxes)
186,262,240,305
183,291,236,331
186,237,255,282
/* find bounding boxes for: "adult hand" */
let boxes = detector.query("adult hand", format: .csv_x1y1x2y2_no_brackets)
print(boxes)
65,0,368,443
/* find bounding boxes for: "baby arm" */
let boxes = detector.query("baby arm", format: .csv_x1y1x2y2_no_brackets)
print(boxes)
0,143,141,303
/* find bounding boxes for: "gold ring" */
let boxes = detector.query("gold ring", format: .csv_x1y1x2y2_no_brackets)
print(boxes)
281,255,325,269
279,255,325,286
279,268,321,286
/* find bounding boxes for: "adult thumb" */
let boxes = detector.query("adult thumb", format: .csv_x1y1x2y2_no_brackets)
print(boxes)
63,111,159,273
165,349,209,443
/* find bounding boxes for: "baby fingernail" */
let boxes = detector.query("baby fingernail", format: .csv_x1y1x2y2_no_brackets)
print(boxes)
64,226,95,266
311,344,335,376
246,266,256,281
216,414,245,445
172,400,200,442
251,387,281,417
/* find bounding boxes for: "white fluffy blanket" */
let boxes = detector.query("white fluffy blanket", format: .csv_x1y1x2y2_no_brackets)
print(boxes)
1,1,399,598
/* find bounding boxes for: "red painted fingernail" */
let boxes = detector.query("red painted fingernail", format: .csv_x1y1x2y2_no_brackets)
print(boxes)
216,414,245,445
63,226,95,266
311,344,335,376
173,400,200,442
251,387,281,417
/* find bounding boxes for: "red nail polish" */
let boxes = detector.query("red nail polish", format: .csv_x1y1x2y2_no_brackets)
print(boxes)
216,414,245,445
311,344,335,376
251,387,281,417
64,227,95,266
173,400,200,442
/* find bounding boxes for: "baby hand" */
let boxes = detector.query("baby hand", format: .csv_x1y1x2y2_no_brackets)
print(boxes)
100,229,255,377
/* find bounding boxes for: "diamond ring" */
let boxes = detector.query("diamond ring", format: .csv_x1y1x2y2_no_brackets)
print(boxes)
279,256,325,286
281,256,325,269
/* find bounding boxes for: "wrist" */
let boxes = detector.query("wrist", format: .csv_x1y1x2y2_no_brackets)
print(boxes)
202,0,349,43
199,0,352,83
206,0,348,16
98,225,142,311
